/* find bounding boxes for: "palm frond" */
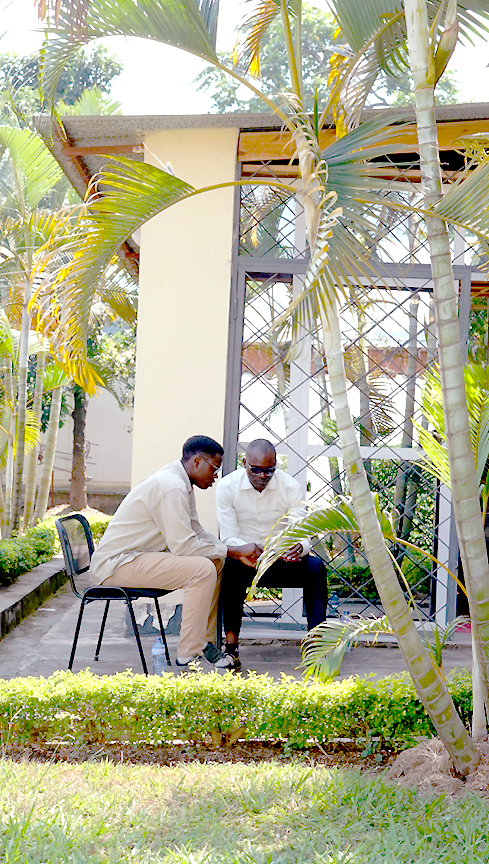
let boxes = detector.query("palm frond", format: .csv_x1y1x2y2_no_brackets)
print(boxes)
301,614,393,680
35,157,194,388
419,363,489,488
272,114,416,343
22,409,42,455
41,362,71,392
37,0,220,112
234,0,281,76
0,310,15,360
249,496,359,597
416,423,451,486
433,160,489,240
0,126,63,215
327,1,489,129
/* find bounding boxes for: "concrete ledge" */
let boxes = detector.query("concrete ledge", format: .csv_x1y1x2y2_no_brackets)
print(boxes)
0,556,67,640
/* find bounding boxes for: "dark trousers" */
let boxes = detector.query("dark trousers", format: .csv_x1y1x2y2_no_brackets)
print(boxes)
221,554,327,639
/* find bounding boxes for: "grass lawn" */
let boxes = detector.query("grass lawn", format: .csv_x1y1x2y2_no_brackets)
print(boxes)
0,760,488,863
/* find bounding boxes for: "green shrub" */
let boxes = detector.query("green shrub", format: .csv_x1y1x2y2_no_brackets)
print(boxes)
0,513,110,587
0,668,472,750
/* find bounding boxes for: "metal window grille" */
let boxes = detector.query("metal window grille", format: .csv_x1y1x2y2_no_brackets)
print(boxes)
223,153,482,631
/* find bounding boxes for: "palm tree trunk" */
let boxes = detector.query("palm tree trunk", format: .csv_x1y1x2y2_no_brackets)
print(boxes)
404,0,489,715
2,356,14,536
70,385,88,510
23,351,46,527
295,124,478,769
394,298,418,552
319,295,479,772
9,283,31,535
357,308,373,482
34,386,63,522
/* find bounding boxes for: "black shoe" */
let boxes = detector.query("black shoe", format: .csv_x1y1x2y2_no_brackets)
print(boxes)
202,643,240,671
203,642,224,663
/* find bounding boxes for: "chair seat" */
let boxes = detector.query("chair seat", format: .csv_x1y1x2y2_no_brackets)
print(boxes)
84,586,174,601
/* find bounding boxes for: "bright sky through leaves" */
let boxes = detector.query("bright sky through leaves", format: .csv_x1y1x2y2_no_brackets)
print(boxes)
1,0,489,113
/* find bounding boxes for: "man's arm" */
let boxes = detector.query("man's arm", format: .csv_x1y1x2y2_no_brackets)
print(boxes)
154,486,226,559
216,479,262,567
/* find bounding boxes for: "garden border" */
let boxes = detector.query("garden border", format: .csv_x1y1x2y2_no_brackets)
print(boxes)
0,556,66,640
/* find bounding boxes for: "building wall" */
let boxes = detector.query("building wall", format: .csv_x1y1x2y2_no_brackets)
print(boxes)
131,127,239,530
51,389,132,494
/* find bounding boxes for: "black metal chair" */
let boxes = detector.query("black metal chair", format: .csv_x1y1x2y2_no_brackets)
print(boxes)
55,514,172,675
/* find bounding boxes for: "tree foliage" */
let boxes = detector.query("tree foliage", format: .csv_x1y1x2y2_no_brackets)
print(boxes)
195,2,460,114
196,4,336,113
0,45,123,122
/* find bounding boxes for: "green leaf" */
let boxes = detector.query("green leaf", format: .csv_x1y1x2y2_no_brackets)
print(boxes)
0,126,63,216
39,0,220,112
419,363,489,488
41,363,71,391
36,157,194,386
329,0,403,55
433,160,489,241
301,614,393,680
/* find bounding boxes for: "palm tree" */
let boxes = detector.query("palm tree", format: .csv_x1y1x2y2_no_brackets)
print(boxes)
326,0,489,725
0,123,137,529
31,0,489,773
0,126,64,533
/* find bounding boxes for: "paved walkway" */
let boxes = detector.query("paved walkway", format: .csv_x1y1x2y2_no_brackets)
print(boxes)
0,580,474,681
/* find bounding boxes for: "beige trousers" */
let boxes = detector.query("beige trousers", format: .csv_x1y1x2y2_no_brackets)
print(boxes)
102,552,224,659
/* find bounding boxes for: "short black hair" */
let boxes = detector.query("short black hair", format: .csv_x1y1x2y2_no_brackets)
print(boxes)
182,435,224,461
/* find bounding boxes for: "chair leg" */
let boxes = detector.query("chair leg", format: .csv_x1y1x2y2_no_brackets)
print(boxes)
69,599,86,671
216,600,223,650
126,599,148,675
153,599,171,666
94,600,110,661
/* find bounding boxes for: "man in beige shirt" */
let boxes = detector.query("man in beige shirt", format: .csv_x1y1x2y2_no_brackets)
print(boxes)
90,435,255,670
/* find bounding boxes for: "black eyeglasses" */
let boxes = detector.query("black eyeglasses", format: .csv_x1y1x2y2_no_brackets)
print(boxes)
248,465,276,476
201,456,221,476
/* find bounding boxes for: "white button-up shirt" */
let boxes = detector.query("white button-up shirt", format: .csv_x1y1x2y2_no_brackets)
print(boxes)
216,468,311,555
90,460,226,585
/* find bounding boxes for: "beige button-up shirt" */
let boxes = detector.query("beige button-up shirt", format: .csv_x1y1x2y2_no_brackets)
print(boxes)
216,468,310,555
90,460,226,585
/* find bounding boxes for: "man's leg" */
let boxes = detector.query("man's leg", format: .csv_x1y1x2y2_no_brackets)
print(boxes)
260,555,327,630
299,555,328,630
220,556,254,647
206,557,224,645
103,551,218,660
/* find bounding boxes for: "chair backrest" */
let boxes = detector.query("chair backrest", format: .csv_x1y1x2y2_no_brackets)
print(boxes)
55,514,95,599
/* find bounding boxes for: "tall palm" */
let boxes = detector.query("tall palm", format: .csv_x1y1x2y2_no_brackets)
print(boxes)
325,0,489,742
0,125,63,533
0,124,137,530
31,0,489,772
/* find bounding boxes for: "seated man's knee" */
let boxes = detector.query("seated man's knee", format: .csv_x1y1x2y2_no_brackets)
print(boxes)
185,556,218,587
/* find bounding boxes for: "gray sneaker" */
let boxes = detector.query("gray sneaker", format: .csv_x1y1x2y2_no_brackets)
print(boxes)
214,652,240,671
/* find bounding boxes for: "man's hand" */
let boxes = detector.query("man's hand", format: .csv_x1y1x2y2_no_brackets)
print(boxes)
281,543,303,563
228,543,263,568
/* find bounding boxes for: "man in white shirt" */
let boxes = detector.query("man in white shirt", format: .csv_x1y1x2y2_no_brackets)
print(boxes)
90,435,256,671
216,439,327,668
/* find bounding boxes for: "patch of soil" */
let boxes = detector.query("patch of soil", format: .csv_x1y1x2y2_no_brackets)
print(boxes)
387,739,489,797
1,739,398,771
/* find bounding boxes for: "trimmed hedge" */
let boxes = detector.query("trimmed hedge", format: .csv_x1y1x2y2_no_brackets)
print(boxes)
0,514,110,587
0,668,472,749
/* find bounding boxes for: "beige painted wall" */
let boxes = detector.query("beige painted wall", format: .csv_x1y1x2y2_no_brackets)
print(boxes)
132,126,239,531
